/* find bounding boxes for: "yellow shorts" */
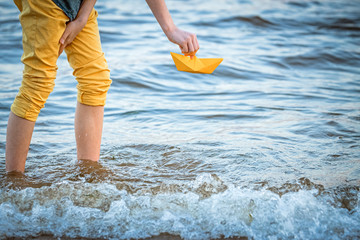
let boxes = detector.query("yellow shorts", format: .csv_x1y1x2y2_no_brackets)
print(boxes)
12,0,112,122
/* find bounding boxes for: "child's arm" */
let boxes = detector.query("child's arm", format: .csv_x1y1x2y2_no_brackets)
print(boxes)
146,0,199,57
58,0,97,56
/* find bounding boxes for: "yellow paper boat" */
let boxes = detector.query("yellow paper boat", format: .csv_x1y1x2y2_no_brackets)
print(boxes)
170,52,223,74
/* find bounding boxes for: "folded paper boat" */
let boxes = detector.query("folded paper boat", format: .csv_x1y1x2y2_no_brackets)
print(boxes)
170,52,223,74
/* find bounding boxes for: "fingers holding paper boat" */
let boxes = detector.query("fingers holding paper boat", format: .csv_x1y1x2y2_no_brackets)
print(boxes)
165,27,222,74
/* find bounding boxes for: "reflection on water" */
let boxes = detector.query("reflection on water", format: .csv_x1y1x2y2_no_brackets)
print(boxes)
0,0,360,239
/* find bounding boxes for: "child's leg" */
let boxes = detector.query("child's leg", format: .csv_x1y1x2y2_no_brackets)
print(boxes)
5,112,35,173
65,9,111,162
75,103,104,161
6,0,68,172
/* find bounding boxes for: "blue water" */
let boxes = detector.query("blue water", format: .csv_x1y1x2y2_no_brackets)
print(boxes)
0,0,359,239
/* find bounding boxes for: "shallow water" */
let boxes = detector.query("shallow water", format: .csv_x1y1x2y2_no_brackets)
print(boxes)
0,0,360,239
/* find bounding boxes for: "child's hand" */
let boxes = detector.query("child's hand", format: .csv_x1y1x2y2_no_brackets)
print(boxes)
166,27,199,59
58,0,96,56
58,18,87,56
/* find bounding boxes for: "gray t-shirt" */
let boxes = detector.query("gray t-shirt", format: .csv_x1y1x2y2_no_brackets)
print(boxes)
52,0,83,21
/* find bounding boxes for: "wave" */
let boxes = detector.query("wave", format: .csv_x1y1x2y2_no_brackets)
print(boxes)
195,15,276,29
222,16,275,28
282,50,360,69
1,174,359,239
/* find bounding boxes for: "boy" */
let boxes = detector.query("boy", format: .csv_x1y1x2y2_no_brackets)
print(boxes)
6,0,199,173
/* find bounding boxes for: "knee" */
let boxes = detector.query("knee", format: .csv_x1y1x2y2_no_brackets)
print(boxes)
74,54,112,106
11,73,56,121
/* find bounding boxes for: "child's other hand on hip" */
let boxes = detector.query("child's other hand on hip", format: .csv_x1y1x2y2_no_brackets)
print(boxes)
58,18,87,56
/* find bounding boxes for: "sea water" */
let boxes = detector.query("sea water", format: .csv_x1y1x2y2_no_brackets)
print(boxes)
0,0,359,239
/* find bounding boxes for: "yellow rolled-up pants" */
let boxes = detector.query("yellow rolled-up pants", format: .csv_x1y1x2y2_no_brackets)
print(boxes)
12,0,112,122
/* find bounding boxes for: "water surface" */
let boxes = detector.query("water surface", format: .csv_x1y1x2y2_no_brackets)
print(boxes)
0,0,359,239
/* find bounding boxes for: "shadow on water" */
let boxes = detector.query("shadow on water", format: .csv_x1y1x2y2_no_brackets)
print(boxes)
0,160,119,189
65,159,118,183
0,171,51,190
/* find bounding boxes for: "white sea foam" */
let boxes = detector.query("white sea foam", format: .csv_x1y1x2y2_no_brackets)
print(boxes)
0,173,359,239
